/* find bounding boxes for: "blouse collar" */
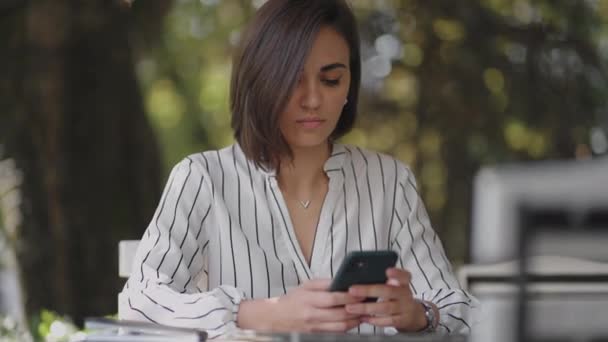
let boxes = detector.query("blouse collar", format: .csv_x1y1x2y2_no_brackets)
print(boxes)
249,143,348,179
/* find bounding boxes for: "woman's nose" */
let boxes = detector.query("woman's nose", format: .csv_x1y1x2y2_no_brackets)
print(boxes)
300,80,322,111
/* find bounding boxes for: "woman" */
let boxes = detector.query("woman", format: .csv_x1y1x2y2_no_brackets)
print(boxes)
119,0,478,338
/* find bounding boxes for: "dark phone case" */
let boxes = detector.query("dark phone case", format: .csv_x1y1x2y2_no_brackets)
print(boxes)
329,250,398,302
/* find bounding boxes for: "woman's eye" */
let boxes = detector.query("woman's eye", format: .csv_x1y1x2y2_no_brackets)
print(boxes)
323,79,341,86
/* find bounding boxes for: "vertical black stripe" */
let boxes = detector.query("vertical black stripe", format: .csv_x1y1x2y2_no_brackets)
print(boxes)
170,253,184,280
341,169,349,257
181,245,201,292
377,153,386,195
346,147,362,251
386,160,398,249
247,157,270,298
201,240,210,255
269,184,311,279
247,160,260,245
357,147,377,250
234,147,253,297
410,281,418,296
292,261,301,284
330,215,334,277
267,184,287,294
262,250,271,297
396,246,418,295
195,205,212,241
218,151,237,287
157,159,193,278
219,227,223,284
214,153,223,285
390,213,407,249
217,151,224,198
405,178,451,289
179,163,205,249
308,221,319,266
201,153,215,200
439,247,453,273
228,214,237,286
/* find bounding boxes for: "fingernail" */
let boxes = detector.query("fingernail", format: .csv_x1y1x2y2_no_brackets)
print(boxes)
387,278,400,286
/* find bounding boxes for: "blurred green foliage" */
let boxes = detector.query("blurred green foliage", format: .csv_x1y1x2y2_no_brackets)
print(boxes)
0,309,79,342
138,0,608,264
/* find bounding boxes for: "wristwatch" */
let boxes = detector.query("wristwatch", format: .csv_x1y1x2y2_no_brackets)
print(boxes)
416,300,437,333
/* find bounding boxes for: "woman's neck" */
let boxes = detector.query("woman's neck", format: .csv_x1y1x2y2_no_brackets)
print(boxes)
277,142,331,193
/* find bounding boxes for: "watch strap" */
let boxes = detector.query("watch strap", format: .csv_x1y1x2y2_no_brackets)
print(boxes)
415,299,437,333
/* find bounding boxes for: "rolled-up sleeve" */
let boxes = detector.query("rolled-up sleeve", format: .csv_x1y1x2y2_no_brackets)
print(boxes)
118,156,245,338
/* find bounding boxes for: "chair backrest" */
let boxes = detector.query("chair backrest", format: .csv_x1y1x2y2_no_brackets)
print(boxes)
118,240,140,278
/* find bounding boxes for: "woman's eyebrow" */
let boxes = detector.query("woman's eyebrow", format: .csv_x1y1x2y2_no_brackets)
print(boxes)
320,63,348,72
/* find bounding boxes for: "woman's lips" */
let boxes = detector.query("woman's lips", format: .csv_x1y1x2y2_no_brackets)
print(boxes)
296,118,325,129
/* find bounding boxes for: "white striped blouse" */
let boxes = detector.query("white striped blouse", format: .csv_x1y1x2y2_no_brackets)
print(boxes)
118,143,479,338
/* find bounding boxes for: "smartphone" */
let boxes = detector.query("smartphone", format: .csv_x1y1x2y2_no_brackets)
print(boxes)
329,250,399,302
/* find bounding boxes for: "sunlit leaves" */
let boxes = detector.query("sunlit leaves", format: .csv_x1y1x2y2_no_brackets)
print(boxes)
433,18,466,42
402,43,424,67
503,119,548,157
383,69,419,107
483,68,505,93
146,79,185,130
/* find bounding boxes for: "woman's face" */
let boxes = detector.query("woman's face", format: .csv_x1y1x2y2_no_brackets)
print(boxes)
279,26,351,150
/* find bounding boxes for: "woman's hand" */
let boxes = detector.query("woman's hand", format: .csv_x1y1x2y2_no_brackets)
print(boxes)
344,268,433,332
238,279,365,333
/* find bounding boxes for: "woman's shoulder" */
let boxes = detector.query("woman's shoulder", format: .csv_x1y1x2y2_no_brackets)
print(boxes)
339,143,414,177
171,145,237,176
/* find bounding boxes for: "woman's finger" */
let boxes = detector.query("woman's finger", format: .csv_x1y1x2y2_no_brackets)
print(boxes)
301,279,332,291
386,268,412,286
344,300,400,316
311,318,362,333
348,283,405,300
310,291,365,308
313,307,362,322
361,315,401,327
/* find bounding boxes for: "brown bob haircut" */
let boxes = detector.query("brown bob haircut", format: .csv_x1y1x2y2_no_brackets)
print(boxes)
230,0,361,170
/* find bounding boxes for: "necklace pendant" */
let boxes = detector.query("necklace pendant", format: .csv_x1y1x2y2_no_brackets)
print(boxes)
299,200,311,209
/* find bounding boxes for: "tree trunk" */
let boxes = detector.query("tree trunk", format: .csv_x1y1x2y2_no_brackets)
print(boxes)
1,0,168,323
